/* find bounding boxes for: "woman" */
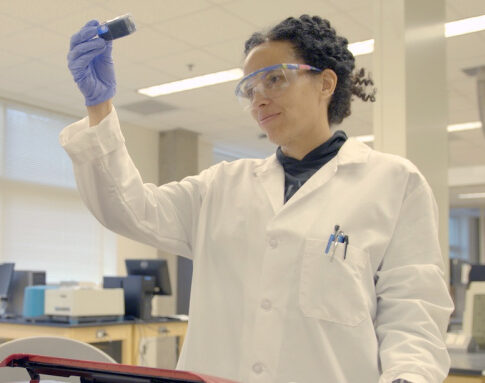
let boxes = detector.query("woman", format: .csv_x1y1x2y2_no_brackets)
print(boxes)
63,15,453,383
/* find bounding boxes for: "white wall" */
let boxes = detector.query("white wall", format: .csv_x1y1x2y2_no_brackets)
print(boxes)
116,121,160,276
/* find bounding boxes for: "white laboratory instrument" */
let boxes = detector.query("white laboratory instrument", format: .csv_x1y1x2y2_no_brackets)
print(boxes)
44,287,124,319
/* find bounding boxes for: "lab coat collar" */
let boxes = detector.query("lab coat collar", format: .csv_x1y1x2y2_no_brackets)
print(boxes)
253,153,279,176
253,137,371,213
254,137,371,176
335,137,371,166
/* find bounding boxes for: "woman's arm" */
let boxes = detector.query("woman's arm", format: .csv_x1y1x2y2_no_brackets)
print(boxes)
87,99,112,126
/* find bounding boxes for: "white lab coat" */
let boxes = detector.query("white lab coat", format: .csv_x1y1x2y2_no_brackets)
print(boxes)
60,108,454,383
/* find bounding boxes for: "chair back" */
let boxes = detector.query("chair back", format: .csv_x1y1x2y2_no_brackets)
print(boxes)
0,336,116,382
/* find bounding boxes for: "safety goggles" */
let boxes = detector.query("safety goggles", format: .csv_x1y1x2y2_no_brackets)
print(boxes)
234,63,322,110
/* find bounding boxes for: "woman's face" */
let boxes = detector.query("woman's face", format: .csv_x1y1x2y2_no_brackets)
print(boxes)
243,40,335,159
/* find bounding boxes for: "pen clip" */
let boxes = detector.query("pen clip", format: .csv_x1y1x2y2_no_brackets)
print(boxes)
331,230,344,259
343,235,349,259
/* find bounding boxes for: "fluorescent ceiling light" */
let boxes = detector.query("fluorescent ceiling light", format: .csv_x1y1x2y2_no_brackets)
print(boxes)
355,121,482,142
137,15,485,96
348,39,374,56
445,15,485,37
458,192,485,200
138,68,243,97
447,121,482,132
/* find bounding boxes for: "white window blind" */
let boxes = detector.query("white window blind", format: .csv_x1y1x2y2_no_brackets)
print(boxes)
0,101,116,284
449,208,480,263
213,147,244,164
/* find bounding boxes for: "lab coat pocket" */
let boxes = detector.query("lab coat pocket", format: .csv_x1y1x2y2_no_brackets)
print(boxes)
299,238,368,326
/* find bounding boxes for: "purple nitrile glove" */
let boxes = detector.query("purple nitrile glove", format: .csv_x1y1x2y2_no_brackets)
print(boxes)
67,20,116,106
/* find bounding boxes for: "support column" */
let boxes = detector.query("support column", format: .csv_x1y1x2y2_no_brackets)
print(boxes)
480,208,485,264
373,0,449,280
156,129,213,316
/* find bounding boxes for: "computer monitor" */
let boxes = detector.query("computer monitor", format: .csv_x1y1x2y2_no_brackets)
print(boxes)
0,263,15,299
0,263,15,316
7,270,46,317
104,275,156,320
125,259,172,295
463,281,485,348
469,265,485,283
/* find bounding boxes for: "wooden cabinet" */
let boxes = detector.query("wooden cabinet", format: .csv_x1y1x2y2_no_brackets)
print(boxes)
445,376,485,382
0,319,187,365
132,320,187,365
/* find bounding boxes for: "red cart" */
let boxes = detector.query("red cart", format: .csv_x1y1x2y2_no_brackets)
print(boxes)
0,353,239,383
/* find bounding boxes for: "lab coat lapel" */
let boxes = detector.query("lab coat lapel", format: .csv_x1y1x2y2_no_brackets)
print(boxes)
282,138,371,209
253,139,370,213
254,154,285,214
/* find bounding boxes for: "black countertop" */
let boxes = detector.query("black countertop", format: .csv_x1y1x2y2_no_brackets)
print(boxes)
449,350,485,375
0,315,187,328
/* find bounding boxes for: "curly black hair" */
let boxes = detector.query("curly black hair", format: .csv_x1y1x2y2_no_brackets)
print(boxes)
244,15,376,126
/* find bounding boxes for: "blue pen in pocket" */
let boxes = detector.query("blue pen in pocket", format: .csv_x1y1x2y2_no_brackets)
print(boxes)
325,234,335,254
325,224,340,255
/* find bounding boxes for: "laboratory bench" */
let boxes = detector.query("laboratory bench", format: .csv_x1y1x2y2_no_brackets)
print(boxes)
445,350,485,382
0,316,187,366
2,318,480,380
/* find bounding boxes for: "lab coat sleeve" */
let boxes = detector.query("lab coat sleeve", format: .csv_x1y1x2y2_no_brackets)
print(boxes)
375,172,454,383
59,107,214,259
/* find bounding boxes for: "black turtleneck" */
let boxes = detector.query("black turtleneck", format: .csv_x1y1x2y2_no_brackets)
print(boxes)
276,130,348,203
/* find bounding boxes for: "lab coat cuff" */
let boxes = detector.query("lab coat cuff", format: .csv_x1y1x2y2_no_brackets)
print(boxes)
381,372,428,383
59,106,125,163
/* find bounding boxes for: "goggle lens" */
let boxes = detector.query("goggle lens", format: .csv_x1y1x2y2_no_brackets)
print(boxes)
236,68,291,110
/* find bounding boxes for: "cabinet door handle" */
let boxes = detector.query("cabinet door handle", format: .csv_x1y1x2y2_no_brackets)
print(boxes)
96,329,108,339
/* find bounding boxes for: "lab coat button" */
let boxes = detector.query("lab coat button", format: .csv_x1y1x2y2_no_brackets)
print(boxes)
252,362,264,374
261,299,272,310
269,239,278,248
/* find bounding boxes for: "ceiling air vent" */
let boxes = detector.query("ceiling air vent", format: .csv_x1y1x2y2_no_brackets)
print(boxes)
119,100,177,115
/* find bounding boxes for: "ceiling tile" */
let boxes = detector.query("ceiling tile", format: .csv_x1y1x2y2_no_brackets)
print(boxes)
43,5,121,36
96,0,214,25
24,86,84,114
4,27,66,57
446,2,461,23
448,107,481,125
145,49,234,79
110,85,148,105
0,13,33,37
220,0,342,29
200,37,248,67
48,79,90,103
151,7,257,47
112,26,194,64
345,6,374,41
447,32,485,63
148,86,220,111
0,59,68,91
115,61,174,90
206,0,237,4
445,0,485,21
0,0,92,24
0,49,31,70
327,0,372,12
